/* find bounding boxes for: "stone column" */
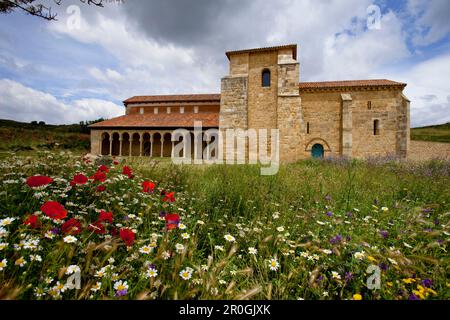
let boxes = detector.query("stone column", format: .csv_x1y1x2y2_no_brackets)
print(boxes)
150,136,153,158
160,136,164,157
171,140,175,158
129,137,133,157
193,132,199,161
109,135,113,156
396,94,410,158
139,136,143,157
341,93,353,158
119,136,123,157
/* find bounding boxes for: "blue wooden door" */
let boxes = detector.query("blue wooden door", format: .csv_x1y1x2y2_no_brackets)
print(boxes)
311,144,324,158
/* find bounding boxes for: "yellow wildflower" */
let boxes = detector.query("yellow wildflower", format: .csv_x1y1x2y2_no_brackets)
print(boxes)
402,278,416,284
353,294,362,300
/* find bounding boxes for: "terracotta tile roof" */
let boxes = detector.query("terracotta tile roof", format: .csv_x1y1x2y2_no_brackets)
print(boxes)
299,79,406,91
226,44,297,60
89,113,219,128
124,94,221,104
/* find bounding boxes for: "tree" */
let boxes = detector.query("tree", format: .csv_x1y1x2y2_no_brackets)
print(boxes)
0,0,103,21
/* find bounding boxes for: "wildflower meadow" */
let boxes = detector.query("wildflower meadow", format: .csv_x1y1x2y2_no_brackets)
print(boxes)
0,151,448,300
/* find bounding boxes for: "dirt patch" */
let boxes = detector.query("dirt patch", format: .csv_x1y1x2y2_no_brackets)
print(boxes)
408,140,450,161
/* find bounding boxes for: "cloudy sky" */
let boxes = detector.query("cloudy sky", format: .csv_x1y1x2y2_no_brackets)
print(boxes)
0,0,449,127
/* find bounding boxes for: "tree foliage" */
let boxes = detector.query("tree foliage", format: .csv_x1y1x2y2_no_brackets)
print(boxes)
0,0,103,20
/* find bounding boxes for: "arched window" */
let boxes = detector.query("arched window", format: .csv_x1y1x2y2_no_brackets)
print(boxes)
374,119,380,135
262,69,270,87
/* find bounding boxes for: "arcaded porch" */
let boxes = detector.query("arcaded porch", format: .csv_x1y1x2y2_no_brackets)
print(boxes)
93,130,216,159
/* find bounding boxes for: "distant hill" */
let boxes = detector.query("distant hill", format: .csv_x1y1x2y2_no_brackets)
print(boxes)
411,122,450,143
0,118,103,153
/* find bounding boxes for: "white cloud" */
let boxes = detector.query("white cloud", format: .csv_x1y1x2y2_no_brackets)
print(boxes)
407,0,450,46
47,12,222,99
0,79,123,124
389,54,450,127
321,11,410,80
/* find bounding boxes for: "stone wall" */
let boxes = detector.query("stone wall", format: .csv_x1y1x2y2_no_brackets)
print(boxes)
277,61,303,162
90,130,102,154
300,89,409,159
247,52,278,130
300,91,342,158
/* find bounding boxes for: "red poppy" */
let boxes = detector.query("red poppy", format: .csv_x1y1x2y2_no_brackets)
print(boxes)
61,218,82,235
142,180,155,193
98,210,113,223
113,160,119,165
122,166,133,178
88,221,106,234
41,201,67,220
70,173,88,186
91,171,107,182
120,228,135,247
23,214,40,229
96,185,106,192
163,192,175,203
110,227,118,237
165,213,180,230
26,175,53,187
98,165,109,173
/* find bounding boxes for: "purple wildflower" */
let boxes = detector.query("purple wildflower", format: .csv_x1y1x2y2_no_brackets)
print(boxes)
408,294,420,300
344,272,353,283
421,279,432,288
115,289,127,297
433,219,440,226
329,234,343,244
324,195,332,202
51,227,60,235
380,230,389,239
326,211,333,217
379,263,389,271
159,211,167,217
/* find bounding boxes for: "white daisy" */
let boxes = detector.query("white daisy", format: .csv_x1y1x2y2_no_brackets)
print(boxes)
15,256,26,267
113,280,128,291
224,234,235,242
0,258,7,270
181,233,190,239
30,254,42,262
248,247,258,255
179,268,192,280
162,250,171,260
65,265,81,275
139,245,153,255
175,243,185,253
354,251,366,260
90,282,101,292
0,227,9,238
331,271,341,280
146,268,158,278
268,258,279,271
63,235,77,243
0,217,15,226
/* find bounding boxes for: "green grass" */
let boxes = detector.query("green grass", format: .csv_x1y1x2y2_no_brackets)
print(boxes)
0,152,448,300
411,122,450,143
0,119,91,152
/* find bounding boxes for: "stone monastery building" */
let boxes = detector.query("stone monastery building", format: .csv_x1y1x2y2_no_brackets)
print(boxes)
90,44,410,162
